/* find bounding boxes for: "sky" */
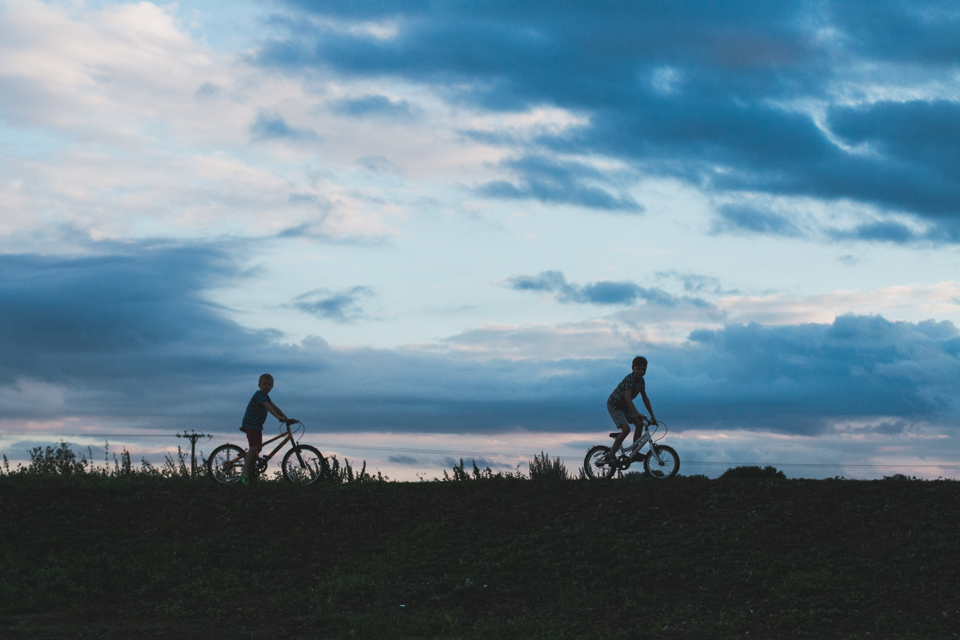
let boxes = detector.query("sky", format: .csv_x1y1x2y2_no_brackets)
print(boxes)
1,0,959,479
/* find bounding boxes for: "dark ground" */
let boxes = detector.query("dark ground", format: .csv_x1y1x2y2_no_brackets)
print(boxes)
1,475,959,639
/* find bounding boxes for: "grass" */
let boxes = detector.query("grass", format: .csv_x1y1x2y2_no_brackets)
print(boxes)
1,467,959,639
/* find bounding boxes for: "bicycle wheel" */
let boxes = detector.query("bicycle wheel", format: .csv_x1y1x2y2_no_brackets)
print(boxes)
583,445,616,480
281,445,328,485
208,444,245,484
644,444,679,479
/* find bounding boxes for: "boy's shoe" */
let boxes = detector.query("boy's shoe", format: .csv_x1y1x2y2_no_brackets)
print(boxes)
240,474,250,485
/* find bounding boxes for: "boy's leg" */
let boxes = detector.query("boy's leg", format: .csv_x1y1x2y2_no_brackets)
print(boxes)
608,423,630,460
241,429,262,480
629,413,646,442
606,405,631,461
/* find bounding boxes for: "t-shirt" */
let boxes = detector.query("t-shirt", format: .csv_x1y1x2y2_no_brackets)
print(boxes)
607,373,644,411
241,390,272,431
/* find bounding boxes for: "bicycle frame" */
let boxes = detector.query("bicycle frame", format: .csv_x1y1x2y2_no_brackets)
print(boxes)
225,423,296,468
612,421,668,468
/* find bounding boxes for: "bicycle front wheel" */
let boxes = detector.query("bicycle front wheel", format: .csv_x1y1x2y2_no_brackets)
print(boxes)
644,444,679,479
208,444,245,484
584,445,616,480
281,445,328,485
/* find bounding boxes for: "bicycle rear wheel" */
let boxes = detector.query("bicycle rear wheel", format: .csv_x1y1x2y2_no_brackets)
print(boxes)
208,444,245,484
583,445,616,480
644,444,679,479
281,445,328,485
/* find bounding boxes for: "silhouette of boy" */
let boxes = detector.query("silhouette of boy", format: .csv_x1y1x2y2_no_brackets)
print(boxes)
240,373,296,483
605,356,657,463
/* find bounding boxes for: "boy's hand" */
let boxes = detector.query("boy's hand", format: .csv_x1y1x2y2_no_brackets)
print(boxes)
285,418,298,425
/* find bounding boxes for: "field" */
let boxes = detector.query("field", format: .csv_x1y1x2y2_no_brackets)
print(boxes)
2,472,959,639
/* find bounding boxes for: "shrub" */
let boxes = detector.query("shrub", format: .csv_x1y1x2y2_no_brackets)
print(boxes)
529,452,569,480
720,465,786,480
882,473,920,481
25,441,89,476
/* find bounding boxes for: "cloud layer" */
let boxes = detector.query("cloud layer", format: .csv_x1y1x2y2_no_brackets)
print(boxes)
2,244,957,438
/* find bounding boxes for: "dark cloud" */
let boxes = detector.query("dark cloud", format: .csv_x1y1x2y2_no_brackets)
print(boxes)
663,314,960,432
712,204,804,237
331,94,416,119
388,455,420,465
0,245,293,420
506,270,706,307
250,112,320,141
260,1,960,237
828,220,920,244
292,286,375,322
477,155,643,212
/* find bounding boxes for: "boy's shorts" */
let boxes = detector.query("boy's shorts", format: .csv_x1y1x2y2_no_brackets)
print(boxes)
241,428,262,451
607,404,642,427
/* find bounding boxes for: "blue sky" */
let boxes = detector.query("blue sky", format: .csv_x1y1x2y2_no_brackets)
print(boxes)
1,0,958,479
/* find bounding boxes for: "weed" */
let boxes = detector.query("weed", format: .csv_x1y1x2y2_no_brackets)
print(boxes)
325,455,387,483
442,458,525,481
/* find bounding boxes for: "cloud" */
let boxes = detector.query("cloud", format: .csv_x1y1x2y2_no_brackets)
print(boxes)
718,282,960,326
258,0,960,240
355,155,401,174
194,82,224,100
667,314,960,432
331,94,416,119
506,270,707,307
292,286,376,322
828,220,921,244
712,204,805,237
477,155,643,212
250,112,320,142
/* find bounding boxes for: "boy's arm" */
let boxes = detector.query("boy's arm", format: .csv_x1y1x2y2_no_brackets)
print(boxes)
624,393,647,422
639,389,656,424
262,401,293,424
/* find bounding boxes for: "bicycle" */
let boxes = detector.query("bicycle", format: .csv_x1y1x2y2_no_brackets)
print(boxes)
207,421,328,485
583,418,680,480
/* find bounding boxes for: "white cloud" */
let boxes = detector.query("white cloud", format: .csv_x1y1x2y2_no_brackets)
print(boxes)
720,281,960,325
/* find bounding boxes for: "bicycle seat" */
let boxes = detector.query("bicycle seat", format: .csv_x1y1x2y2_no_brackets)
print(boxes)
608,432,620,438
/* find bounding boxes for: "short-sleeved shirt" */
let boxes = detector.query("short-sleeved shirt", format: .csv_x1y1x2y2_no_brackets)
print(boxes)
241,390,272,431
607,373,644,411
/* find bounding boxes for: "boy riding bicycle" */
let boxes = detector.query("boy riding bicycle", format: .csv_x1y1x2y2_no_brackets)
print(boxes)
605,356,657,464
241,373,297,484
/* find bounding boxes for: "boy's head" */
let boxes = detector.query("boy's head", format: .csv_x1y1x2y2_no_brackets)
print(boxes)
631,356,647,376
259,373,274,393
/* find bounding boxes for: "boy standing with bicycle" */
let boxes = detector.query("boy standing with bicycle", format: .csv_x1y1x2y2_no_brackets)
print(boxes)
605,356,657,464
241,373,297,484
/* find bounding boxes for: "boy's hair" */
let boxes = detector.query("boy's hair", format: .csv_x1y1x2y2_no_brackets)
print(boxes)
632,356,647,368
259,373,274,383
